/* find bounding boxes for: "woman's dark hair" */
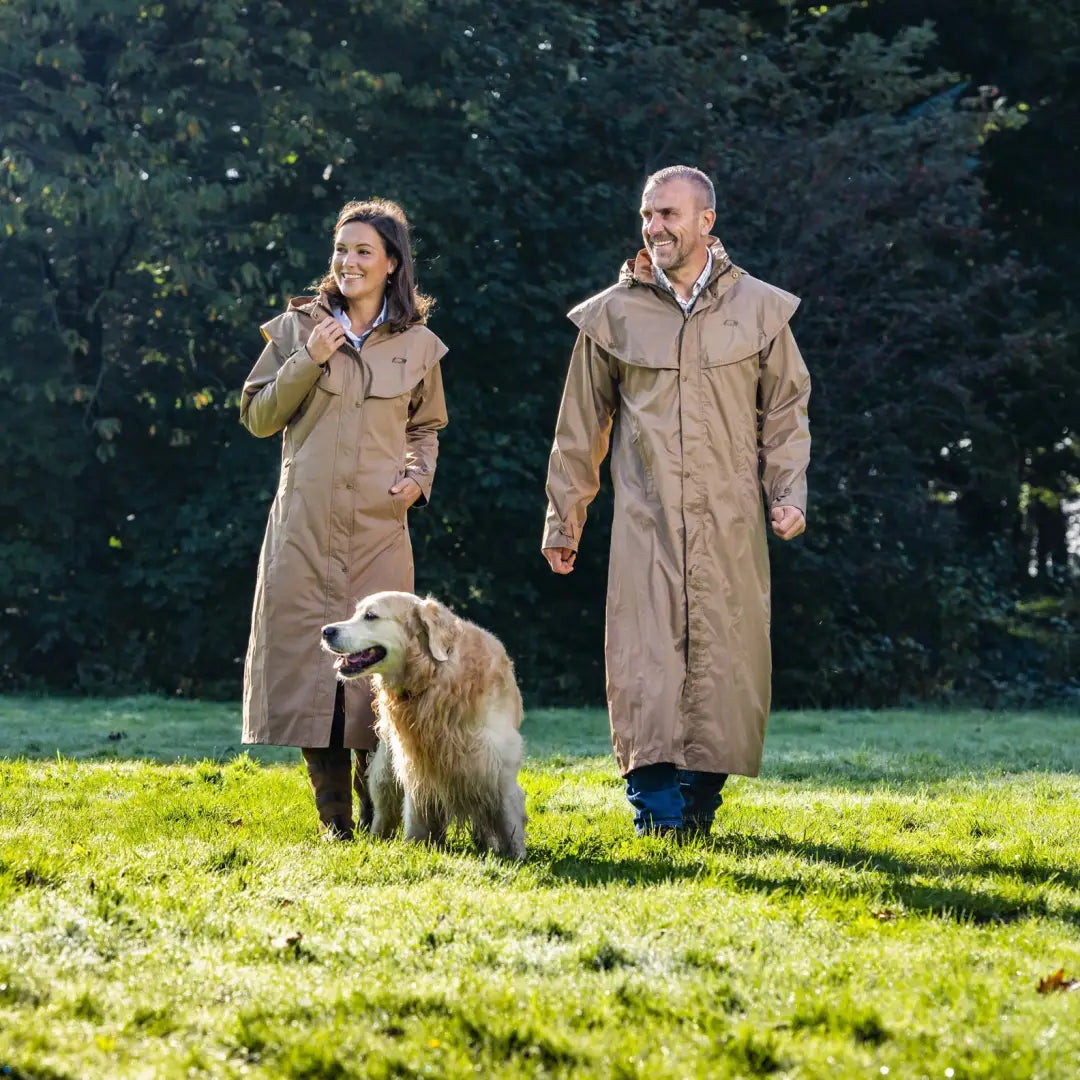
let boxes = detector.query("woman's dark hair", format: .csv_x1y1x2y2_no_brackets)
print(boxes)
314,198,433,331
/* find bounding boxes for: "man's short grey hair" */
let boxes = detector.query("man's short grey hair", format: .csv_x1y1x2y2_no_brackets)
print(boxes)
643,165,716,211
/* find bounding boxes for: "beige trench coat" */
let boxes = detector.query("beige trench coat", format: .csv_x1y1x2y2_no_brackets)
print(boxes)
241,294,448,749
543,239,810,777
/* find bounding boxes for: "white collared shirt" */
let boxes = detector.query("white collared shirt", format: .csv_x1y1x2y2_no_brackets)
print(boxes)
333,296,388,347
654,250,713,313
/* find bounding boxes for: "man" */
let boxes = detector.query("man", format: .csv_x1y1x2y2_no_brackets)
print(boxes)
541,165,810,838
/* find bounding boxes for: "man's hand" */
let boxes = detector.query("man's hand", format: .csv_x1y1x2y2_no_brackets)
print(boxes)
542,547,577,575
770,505,805,541
306,316,347,367
390,477,423,509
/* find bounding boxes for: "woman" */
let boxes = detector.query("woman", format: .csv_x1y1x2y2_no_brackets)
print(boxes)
240,199,448,840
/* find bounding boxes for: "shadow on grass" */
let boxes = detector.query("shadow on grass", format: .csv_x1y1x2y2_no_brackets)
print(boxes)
728,829,1080,926
726,868,1080,928
718,832,1080,893
537,834,1080,927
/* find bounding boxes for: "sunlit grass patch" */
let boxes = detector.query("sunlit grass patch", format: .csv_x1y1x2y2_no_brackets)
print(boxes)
0,701,1078,1077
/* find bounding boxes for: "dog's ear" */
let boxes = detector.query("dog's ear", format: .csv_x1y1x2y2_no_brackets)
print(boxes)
414,598,456,663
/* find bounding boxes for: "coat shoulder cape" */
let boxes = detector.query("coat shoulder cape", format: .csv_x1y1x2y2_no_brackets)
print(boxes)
258,297,448,378
566,270,801,365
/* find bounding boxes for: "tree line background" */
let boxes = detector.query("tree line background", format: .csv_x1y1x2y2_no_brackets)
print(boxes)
1,0,1077,707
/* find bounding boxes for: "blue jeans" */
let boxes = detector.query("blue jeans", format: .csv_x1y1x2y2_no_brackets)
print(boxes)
625,763,728,835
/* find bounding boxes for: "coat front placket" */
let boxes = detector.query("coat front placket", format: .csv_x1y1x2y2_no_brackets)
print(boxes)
315,336,366,731
676,295,708,757
668,286,712,763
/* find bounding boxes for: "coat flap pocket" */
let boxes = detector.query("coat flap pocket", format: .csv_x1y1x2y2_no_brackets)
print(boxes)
366,353,434,399
619,350,680,371
316,361,344,395
703,322,762,368
583,330,679,370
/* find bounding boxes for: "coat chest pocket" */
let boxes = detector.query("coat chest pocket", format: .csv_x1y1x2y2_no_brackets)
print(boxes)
289,360,343,452
702,321,762,369
365,364,413,435
366,355,426,399
315,361,344,395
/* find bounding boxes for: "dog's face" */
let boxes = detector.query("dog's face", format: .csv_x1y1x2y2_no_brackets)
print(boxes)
321,591,457,686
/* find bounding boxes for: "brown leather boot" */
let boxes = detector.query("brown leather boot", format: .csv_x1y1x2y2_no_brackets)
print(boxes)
301,747,354,840
352,749,374,833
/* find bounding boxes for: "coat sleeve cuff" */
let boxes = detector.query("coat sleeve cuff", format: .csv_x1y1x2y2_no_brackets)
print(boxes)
768,480,807,516
541,523,579,552
405,468,433,507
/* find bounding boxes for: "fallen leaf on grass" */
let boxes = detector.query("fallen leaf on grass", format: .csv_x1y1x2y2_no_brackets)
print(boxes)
872,909,900,921
1037,968,1080,994
271,931,303,949
229,817,243,828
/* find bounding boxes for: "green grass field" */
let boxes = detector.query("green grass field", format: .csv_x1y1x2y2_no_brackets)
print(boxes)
1,697,1079,1079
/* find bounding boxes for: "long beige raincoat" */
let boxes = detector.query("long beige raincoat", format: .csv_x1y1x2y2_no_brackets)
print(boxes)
543,239,810,777
241,294,447,749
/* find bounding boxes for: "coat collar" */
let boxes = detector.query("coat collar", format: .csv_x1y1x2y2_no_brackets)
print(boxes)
286,292,395,347
618,237,742,308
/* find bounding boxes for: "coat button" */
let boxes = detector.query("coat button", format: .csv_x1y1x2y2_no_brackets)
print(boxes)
683,470,690,479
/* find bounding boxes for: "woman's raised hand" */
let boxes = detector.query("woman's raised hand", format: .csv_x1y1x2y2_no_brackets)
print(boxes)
305,316,347,367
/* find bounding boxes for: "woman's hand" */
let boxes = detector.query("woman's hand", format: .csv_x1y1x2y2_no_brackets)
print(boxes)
305,317,347,367
390,477,423,509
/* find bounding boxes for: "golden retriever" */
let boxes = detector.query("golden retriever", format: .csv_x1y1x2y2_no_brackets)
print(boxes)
320,592,526,859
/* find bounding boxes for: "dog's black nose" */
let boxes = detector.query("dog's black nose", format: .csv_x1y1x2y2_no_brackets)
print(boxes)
322,625,338,642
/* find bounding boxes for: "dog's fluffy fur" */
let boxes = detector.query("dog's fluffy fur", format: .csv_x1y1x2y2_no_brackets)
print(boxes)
321,592,526,859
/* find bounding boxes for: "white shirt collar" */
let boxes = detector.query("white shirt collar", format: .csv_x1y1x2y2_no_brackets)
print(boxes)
654,250,713,313
333,296,388,346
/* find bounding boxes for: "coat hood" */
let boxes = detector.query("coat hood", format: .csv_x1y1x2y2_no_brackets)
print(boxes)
618,235,733,288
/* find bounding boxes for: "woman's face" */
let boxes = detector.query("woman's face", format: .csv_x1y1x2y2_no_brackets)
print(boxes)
331,221,398,307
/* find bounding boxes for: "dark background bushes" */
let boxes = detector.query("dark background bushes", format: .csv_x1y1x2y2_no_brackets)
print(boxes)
1,0,1076,706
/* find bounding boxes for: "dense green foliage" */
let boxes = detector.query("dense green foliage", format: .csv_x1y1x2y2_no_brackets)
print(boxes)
1,699,1080,1077
0,0,1076,704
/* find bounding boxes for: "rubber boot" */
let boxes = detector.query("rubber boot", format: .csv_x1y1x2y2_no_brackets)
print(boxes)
352,749,375,833
301,747,354,841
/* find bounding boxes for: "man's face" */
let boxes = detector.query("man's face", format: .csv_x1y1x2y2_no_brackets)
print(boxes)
640,179,715,272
